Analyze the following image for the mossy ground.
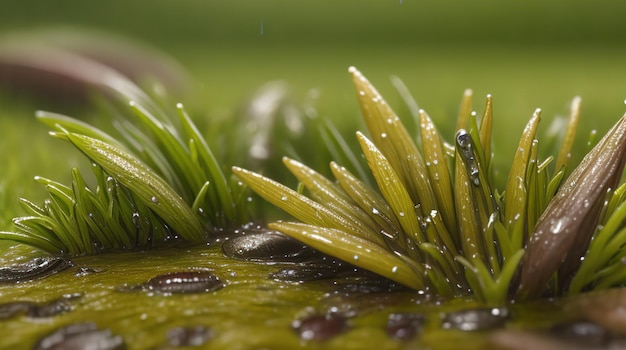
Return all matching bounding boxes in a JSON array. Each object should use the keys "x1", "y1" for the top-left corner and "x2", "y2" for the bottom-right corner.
[{"x1": 0, "y1": 241, "x2": 577, "y2": 350}]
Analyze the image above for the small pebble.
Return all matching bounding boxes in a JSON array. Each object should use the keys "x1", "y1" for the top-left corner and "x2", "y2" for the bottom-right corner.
[
  {"x1": 0, "y1": 256, "x2": 71, "y2": 284},
  {"x1": 292, "y1": 314, "x2": 349, "y2": 341},
  {"x1": 0, "y1": 294, "x2": 80, "y2": 320},
  {"x1": 33, "y1": 322, "x2": 125, "y2": 350},
  {"x1": 549, "y1": 321, "x2": 609, "y2": 348},
  {"x1": 120, "y1": 271, "x2": 225, "y2": 294},
  {"x1": 167, "y1": 325, "x2": 213, "y2": 347},
  {"x1": 441, "y1": 307, "x2": 509, "y2": 331},
  {"x1": 386, "y1": 313, "x2": 425, "y2": 340},
  {"x1": 222, "y1": 225, "x2": 317, "y2": 262}
]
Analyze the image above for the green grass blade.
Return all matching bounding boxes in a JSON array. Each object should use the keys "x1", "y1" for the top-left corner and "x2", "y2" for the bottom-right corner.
[{"x1": 56, "y1": 131, "x2": 207, "y2": 242}]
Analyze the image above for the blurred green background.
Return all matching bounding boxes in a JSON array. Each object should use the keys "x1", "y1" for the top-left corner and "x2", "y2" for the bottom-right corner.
[
  {"x1": 2, "y1": 0, "x2": 626, "y2": 225},
  {"x1": 3, "y1": 0, "x2": 626, "y2": 120}
]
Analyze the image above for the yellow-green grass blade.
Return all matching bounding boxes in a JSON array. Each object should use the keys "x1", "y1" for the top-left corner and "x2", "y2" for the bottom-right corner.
[
  {"x1": 232, "y1": 166, "x2": 386, "y2": 247},
  {"x1": 454, "y1": 141, "x2": 486, "y2": 263},
  {"x1": 555, "y1": 96, "x2": 582, "y2": 173},
  {"x1": 503, "y1": 109, "x2": 541, "y2": 228},
  {"x1": 456, "y1": 89, "x2": 473, "y2": 132},
  {"x1": 479, "y1": 95, "x2": 494, "y2": 170},
  {"x1": 349, "y1": 67, "x2": 437, "y2": 216},
  {"x1": 329, "y1": 161, "x2": 408, "y2": 254},
  {"x1": 357, "y1": 132, "x2": 425, "y2": 246},
  {"x1": 269, "y1": 221, "x2": 425, "y2": 291},
  {"x1": 419, "y1": 110, "x2": 457, "y2": 233},
  {"x1": 283, "y1": 157, "x2": 382, "y2": 241}
]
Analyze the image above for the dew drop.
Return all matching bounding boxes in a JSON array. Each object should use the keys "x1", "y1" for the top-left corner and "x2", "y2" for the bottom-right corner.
[
  {"x1": 456, "y1": 130, "x2": 481, "y2": 186},
  {"x1": 441, "y1": 307, "x2": 509, "y2": 331},
  {"x1": 151, "y1": 196, "x2": 159, "y2": 204},
  {"x1": 551, "y1": 219, "x2": 564, "y2": 234}
]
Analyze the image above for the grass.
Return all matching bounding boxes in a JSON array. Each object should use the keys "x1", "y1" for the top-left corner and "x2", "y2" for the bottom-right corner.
[
  {"x1": 3, "y1": 44, "x2": 626, "y2": 304},
  {"x1": 234, "y1": 66, "x2": 626, "y2": 304}
]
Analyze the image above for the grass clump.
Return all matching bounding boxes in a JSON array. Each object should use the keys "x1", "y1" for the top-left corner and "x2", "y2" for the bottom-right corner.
[
  {"x1": 4, "y1": 64, "x2": 626, "y2": 304},
  {"x1": 0, "y1": 96, "x2": 253, "y2": 255},
  {"x1": 234, "y1": 67, "x2": 626, "y2": 303}
]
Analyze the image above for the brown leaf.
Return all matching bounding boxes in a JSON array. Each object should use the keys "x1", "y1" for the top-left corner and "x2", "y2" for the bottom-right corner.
[{"x1": 517, "y1": 115, "x2": 626, "y2": 299}]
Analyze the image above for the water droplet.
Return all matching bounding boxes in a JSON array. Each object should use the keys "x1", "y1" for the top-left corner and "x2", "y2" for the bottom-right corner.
[
  {"x1": 372, "y1": 208, "x2": 380, "y2": 215},
  {"x1": 441, "y1": 307, "x2": 509, "y2": 331},
  {"x1": 551, "y1": 219, "x2": 564, "y2": 234},
  {"x1": 381, "y1": 133, "x2": 387, "y2": 138},
  {"x1": 456, "y1": 130, "x2": 480, "y2": 186},
  {"x1": 151, "y1": 196, "x2": 159, "y2": 204},
  {"x1": 281, "y1": 196, "x2": 288, "y2": 201},
  {"x1": 419, "y1": 221, "x2": 429, "y2": 232},
  {"x1": 399, "y1": 212, "x2": 405, "y2": 217}
]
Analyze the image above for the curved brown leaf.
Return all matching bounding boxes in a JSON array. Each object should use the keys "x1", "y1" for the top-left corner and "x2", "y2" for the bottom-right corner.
[{"x1": 517, "y1": 115, "x2": 626, "y2": 299}]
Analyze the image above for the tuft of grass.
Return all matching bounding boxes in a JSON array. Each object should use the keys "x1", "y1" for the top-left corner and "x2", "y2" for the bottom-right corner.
[
  {"x1": 234, "y1": 67, "x2": 626, "y2": 303},
  {"x1": 4, "y1": 62, "x2": 626, "y2": 304},
  {"x1": 0, "y1": 94, "x2": 253, "y2": 255}
]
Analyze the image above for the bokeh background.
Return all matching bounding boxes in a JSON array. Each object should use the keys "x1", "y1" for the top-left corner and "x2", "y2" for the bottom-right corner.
[
  {"x1": 3, "y1": 0, "x2": 626, "y2": 125},
  {"x1": 2, "y1": 0, "x2": 626, "y2": 223}
]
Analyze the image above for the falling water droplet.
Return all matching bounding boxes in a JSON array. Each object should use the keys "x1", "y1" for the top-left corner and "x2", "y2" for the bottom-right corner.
[{"x1": 456, "y1": 130, "x2": 481, "y2": 186}]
